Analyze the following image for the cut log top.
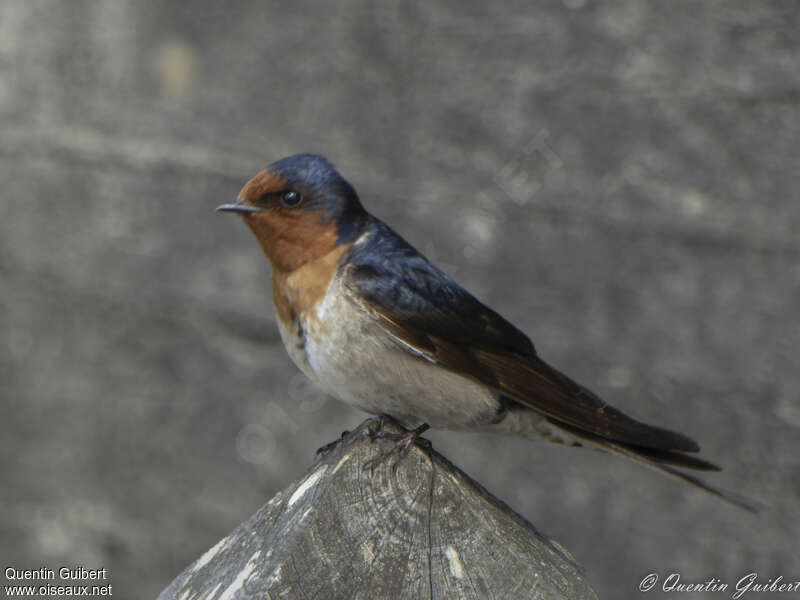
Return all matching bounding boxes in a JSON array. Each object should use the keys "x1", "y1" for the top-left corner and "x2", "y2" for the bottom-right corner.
[{"x1": 159, "y1": 417, "x2": 597, "y2": 600}]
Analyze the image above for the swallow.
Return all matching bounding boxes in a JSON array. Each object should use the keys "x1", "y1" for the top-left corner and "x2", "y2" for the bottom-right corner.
[{"x1": 217, "y1": 153, "x2": 754, "y2": 511}]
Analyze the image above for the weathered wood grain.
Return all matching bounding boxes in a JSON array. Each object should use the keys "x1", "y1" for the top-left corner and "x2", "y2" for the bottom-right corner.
[{"x1": 159, "y1": 417, "x2": 597, "y2": 600}]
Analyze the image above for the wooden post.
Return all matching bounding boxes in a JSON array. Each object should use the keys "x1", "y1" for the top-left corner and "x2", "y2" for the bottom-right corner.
[{"x1": 159, "y1": 417, "x2": 597, "y2": 600}]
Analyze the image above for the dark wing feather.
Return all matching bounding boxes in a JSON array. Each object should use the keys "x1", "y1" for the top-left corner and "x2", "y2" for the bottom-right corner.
[{"x1": 344, "y1": 221, "x2": 699, "y2": 453}]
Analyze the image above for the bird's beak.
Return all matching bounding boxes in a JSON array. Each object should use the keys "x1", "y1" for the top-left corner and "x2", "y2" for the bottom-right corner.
[{"x1": 215, "y1": 200, "x2": 263, "y2": 214}]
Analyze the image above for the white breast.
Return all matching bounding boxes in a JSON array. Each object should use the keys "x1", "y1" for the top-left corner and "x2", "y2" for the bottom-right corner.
[
  {"x1": 274, "y1": 272, "x2": 583, "y2": 448},
  {"x1": 275, "y1": 276, "x2": 503, "y2": 430}
]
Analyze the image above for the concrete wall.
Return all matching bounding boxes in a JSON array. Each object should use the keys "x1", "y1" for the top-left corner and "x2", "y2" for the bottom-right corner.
[{"x1": 1, "y1": 2, "x2": 798, "y2": 598}]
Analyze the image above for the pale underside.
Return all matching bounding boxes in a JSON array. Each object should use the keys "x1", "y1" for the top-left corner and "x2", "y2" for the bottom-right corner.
[{"x1": 275, "y1": 275, "x2": 579, "y2": 446}]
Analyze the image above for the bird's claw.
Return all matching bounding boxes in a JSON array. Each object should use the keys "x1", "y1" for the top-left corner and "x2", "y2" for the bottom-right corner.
[
  {"x1": 315, "y1": 430, "x2": 350, "y2": 456},
  {"x1": 362, "y1": 420, "x2": 431, "y2": 472}
]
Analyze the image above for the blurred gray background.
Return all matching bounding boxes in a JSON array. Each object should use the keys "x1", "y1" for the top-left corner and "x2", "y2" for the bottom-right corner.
[{"x1": 1, "y1": 1, "x2": 798, "y2": 599}]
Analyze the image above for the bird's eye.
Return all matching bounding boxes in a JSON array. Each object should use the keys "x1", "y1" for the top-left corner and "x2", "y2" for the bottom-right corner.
[{"x1": 280, "y1": 191, "x2": 301, "y2": 207}]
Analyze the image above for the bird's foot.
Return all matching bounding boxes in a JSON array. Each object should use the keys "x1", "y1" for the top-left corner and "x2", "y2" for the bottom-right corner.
[
  {"x1": 363, "y1": 418, "x2": 431, "y2": 472},
  {"x1": 315, "y1": 430, "x2": 350, "y2": 456}
]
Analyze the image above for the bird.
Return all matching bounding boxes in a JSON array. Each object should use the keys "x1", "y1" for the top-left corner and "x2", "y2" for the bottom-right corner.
[{"x1": 217, "y1": 153, "x2": 754, "y2": 511}]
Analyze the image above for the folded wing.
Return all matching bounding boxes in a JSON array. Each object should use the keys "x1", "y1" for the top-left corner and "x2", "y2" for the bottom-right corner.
[{"x1": 343, "y1": 227, "x2": 699, "y2": 453}]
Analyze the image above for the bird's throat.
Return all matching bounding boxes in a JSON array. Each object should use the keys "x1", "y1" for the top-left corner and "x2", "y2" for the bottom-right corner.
[
  {"x1": 271, "y1": 244, "x2": 349, "y2": 327},
  {"x1": 242, "y1": 211, "x2": 341, "y2": 272}
]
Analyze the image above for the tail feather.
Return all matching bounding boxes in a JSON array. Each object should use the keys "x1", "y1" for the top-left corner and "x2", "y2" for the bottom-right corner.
[
  {"x1": 551, "y1": 418, "x2": 760, "y2": 512},
  {"x1": 599, "y1": 438, "x2": 758, "y2": 512},
  {"x1": 622, "y1": 444, "x2": 720, "y2": 472}
]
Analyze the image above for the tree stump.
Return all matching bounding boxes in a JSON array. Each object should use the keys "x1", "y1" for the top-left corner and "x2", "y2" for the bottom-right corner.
[{"x1": 158, "y1": 417, "x2": 597, "y2": 600}]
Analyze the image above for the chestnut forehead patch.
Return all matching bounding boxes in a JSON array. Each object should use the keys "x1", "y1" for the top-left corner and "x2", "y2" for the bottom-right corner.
[{"x1": 239, "y1": 168, "x2": 287, "y2": 202}]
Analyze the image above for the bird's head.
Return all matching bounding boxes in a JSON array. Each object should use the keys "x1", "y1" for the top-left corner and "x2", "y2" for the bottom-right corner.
[{"x1": 217, "y1": 154, "x2": 368, "y2": 272}]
